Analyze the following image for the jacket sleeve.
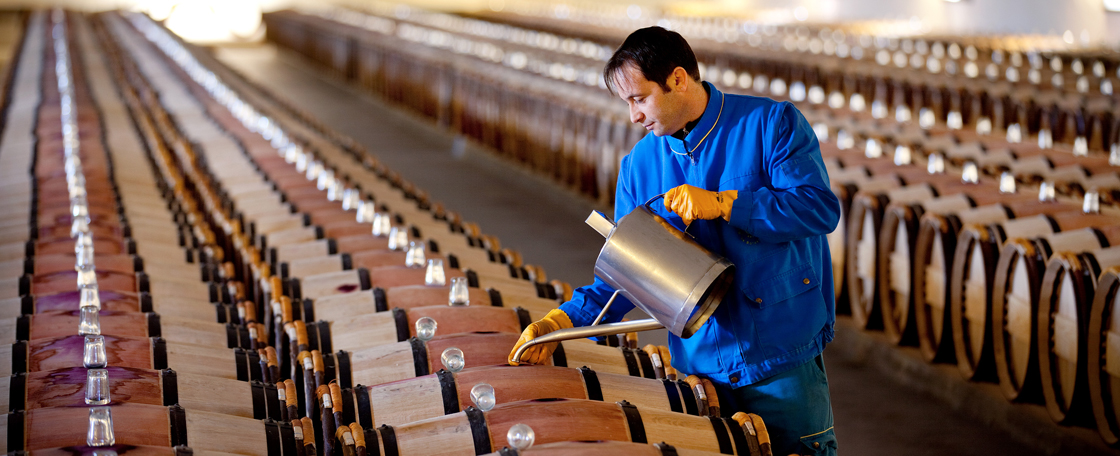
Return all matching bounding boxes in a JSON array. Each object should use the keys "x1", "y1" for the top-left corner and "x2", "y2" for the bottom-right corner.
[
  {"x1": 559, "y1": 154, "x2": 638, "y2": 327},
  {"x1": 726, "y1": 102, "x2": 841, "y2": 244}
]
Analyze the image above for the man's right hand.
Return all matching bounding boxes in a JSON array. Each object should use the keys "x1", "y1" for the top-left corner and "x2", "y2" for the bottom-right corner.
[{"x1": 508, "y1": 309, "x2": 573, "y2": 365}]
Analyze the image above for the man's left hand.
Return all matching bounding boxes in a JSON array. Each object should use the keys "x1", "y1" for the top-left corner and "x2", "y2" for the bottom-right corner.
[{"x1": 664, "y1": 184, "x2": 738, "y2": 226}]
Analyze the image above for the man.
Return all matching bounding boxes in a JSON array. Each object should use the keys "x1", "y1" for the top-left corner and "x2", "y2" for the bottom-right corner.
[{"x1": 510, "y1": 26, "x2": 841, "y2": 456}]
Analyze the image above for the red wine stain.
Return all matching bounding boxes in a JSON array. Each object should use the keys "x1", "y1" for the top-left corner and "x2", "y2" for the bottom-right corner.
[{"x1": 337, "y1": 284, "x2": 358, "y2": 293}]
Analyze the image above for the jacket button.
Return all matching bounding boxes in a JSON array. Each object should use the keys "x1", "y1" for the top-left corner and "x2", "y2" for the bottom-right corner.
[
  {"x1": 813, "y1": 442, "x2": 821, "y2": 449},
  {"x1": 755, "y1": 298, "x2": 762, "y2": 303},
  {"x1": 803, "y1": 278, "x2": 811, "y2": 284},
  {"x1": 730, "y1": 376, "x2": 739, "y2": 382}
]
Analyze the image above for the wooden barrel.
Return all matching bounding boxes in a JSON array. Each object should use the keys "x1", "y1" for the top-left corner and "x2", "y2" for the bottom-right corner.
[
  {"x1": 11, "y1": 446, "x2": 194, "y2": 455},
  {"x1": 876, "y1": 192, "x2": 976, "y2": 344},
  {"x1": 3, "y1": 334, "x2": 261, "y2": 381},
  {"x1": 339, "y1": 332, "x2": 657, "y2": 388},
  {"x1": 289, "y1": 267, "x2": 500, "y2": 302},
  {"x1": 9, "y1": 252, "x2": 136, "y2": 279},
  {"x1": 1088, "y1": 267, "x2": 1120, "y2": 445},
  {"x1": 1, "y1": 366, "x2": 280, "y2": 420},
  {"x1": 8, "y1": 403, "x2": 289, "y2": 454},
  {"x1": 947, "y1": 200, "x2": 1083, "y2": 380},
  {"x1": 990, "y1": 220, "x2": 1120, "y2": 399},
  {"x1": 282, "y1": 250, "x2": 452, "y2": 279},
  {"x1": 16, "y1": 269, "x2": 137, "y2": 297},
  {"x1": 345, "y1": 364, "x2": 703, "y2": 428},
  {"x1": 361, "y1": 398, "x2": 751, "y2": 455},
  {"x1": 0, "y1": 310, "x2": 250, "y2": 350},
  {"x1": 305, "y1": 284, "x2": 561, "y2": 325},
  {"x1": 1037, "y1": 245, "x2": 1120, "y2": 425},
  {"x1": 326, "y1": 304, "x2": 531, "y2": 352},
  {"x1": 827, "y1": 168, "x2": 900, "y2": 305},
  {"x1": 269, "y1": 238, "x2": 338, "y2": 269},
  {"x1": 307, "y1": 285, "x2": 491, "y2": 320},
  {"x1": 481, "y1": 441, "x2": 720, "y2": 456},
  {"x1": 259, "y1": 225, "x2": 324, "y2": 252},
  {"x1": 2, "y1": 289, "x2": 148, "y2": 317}
]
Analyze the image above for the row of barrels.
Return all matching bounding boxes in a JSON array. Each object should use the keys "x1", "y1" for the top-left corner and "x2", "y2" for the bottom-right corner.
[
  {"x1": 466, "y1": 6, "x2": 1120, "y2": 152},
  {"x1": 1, "y1": 10, "x2": 787, "y2": 455},
  {"x1": 813, "y1": 110, "x2": 1120, "y2": 446},
  {"x1": 476, "y1": 5, "x2": 1120, "y2": 104},
  {"x1": 258, "y1": 5, "x2": 1120, "y2": 449},
  {"x1": 477, "y1": 0, "x2": 1120, "y2": 87},
  {"x1": 262, "y1": 7, "x2": 1120, "y2": 214},
  {"x1": 453, "y1": 5, "x2": 1120, "y2": 153}
]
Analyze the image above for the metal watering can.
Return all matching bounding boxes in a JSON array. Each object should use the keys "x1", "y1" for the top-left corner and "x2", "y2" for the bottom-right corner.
[{"x1": 512, "y1": 194, "x2": 735, "y2": 363}]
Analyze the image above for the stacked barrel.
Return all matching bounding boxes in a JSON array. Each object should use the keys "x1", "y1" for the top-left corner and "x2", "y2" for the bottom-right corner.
[
  {"x1": 2, "y1": 9, "x2": 784, "y2": 455},
  {"x1": 260, "y1": 4, "x2": 1120, "y2": 448}
]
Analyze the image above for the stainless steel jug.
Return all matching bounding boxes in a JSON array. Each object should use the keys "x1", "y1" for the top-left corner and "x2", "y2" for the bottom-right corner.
[
  {"x1": 511, "y1": 194, "x2": 735, "y2": 363},
  {"x1": 587, "y1": 194, "x2": 735, "y2": 338}
]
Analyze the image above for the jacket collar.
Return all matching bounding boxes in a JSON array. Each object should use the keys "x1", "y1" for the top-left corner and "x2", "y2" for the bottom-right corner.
[{"x1": 664, "y1": 81, "x2": 725, "y2": 157}]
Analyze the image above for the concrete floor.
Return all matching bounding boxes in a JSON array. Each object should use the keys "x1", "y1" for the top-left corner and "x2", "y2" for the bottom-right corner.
[{"x1": 213, "y1": 43, "x2": 1116, "y2": 455}]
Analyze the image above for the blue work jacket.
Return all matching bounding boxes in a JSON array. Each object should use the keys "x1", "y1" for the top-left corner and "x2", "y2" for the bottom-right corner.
[{"x1": 560, "y1": 82, "x2": 841, "y2": 388}]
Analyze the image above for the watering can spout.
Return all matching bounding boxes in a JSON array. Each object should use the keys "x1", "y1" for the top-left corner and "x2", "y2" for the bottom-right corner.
[{"x1": 586, "y1": 210, "x2": 615, "y2": 238}]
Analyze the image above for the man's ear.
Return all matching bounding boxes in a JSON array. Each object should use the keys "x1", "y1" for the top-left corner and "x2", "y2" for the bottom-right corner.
[{"x1": 671, "y1": 67, "x2": 691, "y2": 92}]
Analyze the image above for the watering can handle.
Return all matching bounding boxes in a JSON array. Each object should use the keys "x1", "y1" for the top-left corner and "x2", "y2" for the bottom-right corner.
[
  {"x1": 644, "y1": 192, "x2": 693, "y2": 234},
  {"x1": 643, "y1": 193, "x2": 666, "y2": 211}
]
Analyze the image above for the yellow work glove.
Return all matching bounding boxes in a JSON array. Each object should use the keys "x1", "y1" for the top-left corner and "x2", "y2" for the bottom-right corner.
[
  {"x1": 508, "y1": 308, "x2": 573, "y2": 366},
  {"x1": 664, "y1": 184, "x2": 738, "y2": 226}
]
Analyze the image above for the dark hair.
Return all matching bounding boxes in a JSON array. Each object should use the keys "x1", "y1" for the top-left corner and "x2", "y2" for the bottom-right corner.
[{"x1": 603, "y1": 26, "x2": 700, "y2": 95}]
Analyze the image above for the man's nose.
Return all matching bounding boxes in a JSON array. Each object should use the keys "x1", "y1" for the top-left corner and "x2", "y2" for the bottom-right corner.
[{"x1": 629, "y1": 105, "x2": 643, "y2": 124}]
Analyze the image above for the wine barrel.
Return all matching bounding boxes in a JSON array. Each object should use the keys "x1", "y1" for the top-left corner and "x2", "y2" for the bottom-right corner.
[
  {"x1": 344, "y1": 364, "x2": 702, "y2": 428},
  {"x1": 1036, "y1": 244, "x2": 1120, "y2": 424},
  {"x1": 268, "y1": 238, "x2": 339, "y2": 270},
  {"x1": 8, "y1": 403, "x2": 291, "y2": 454},
  {"x1": 18, "y1": 253, "x2": 140, "y2": 277},
  {"x1": 281, "y1": 252, "x2": 355, "y2": 279},
  {"x1": 326, "y1": 304, "x2": 531, "y2": 352},
  {"x1": 877, "y1": 192, "x2": 976, "y2": 344},
  {"x1": 282, "y1": 250, "x2": 452, "y2": 279},
  {"x1": 305, "y1": 285, "x2": 562, "y2": 327},
  {"x1": 337, "y1": 332, "x2": 657, "y2": 388},
  {"x1": 289, "y1": 267, "x2": 476, "y2": 302},
  {"x1": 0, "y1": 310, "x2": 255, "y2": 350},
  {"x1": 824, "y1": 165, "x2": 881, "y2": 303},
  {"x1": 360, "y1": 398, "x2": 750, "y2": 455},
  {"x1": 2, "y1": 334, "x2": 263, "y2": 381},
  {"x1": 250, "y1": 213, "x2": 310, "y2": 245},
  {"x1": 991, "y1": 220, "x2": 1120, "y2": 400},
  {"x1": 1, "y1": 290, "x2": 149, "y2": 317},
  {"x1": 481, "y1": 441, "x2": 719, "y2": 456},
  {"x1": 11, "y1": 445, "x2": 195, "y2": 455},
  {"x1": 2, "y1": 366, "x2": 281, "y2": 420},
  {"x1": 947, "y1": 199, "x2": 1084, "y2": 380},
  {"x1": 1088, "y1": 267, "x2": 1120, "y2": 445},
  {"x1": 259, "y1": 225, "x2": 324, "y2": 252},
  {"x1": 306, "y1": 285, "x2": 491, "y2": 320}
]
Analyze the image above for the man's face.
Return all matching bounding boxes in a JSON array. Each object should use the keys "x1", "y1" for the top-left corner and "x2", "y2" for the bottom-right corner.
[{"x1": 613, "y1": 64, "x2": 690, "y2": 136}]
